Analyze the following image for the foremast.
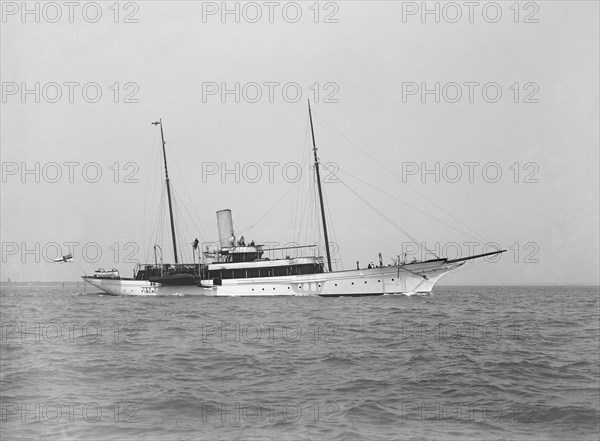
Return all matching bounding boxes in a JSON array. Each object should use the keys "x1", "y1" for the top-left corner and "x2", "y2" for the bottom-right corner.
[
  {"x1": 152, "y1": 119, "x2": 179, "y2": 264},
  {"x1": 308, "y1": 101, "x2": 332, "y2": 272}
]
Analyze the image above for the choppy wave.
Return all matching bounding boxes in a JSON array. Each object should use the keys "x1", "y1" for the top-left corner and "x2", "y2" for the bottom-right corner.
[{"x1": 1, "y1": 286, "x2": 598, "y2": 440}]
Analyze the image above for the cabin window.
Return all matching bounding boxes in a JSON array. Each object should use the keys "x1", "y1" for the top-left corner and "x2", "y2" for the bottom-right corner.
[
  {"x1": 229, "y1": 252, "x2": 260, "y2": 263},
  {"x1": 275, "y1": 267, "x2": 288, "y2": 277},
  {"x1": 207, "y1": 262, "x2": 323, "y2": 280}
]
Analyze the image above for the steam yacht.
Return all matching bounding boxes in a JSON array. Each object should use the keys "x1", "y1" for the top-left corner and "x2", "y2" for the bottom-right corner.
[{"x1": 82, "y1": 103, "x2": 504, "y2": 296}]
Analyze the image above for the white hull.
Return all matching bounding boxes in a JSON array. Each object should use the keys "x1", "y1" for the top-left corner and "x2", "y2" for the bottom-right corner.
[{"x1": 82, "y1": 260, "x2": 464, "y2": 297}]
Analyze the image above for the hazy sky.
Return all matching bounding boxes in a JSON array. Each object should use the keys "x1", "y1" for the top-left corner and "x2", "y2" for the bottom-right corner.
[{"x1": 1, "y1": 1, "x2": 598, "y2": 285}]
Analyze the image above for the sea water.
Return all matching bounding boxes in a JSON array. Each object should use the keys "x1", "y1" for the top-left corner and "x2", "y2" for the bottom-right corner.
[{"x1": 1, "y1": 286, "x2": 598, "y2": 440}]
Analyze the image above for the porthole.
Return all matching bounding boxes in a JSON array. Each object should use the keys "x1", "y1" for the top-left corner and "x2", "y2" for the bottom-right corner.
[{"x1": 364, "y1": 281, "x2": 367, "y2": 284}]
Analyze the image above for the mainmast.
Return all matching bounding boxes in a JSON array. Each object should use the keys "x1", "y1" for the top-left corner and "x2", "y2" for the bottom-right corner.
[
  {"x1": 308, "y1": 101, "x2": 332, "y2": 272},
  {"x1": 152, "y1": 119, "x2": 179, "y2": 264}
]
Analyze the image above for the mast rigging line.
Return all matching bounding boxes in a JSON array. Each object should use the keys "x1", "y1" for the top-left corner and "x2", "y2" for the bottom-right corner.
[
  {"x1": 338, "y1": 167, "x2": 493, "y2": 245},
  {"x1": 336, "y1": 176, "x2": 440, "y2": 259},
  {"x1": 143, "y1": 133, "x2": 165, "y2": 263},
  {"x1": 171, "y1": 185, "x2": 208, "y2": 245},
  {"x1": 145, "y1": 184, "x2": 167, "y2": 263},
  {"x1": 313, "y1": 112, "x2": 492, "y2": 244},
  {"x1": 168, "y1": 143, "x2": 210, "y2": 243},
  {"x1": 292, "y1": 118, "x2": 312, "y2": 240},
  {"x1": 236, "y1": 182, "x2": 298, "y2": 236},
  {"x1": 322, "y1": 182, "x2": 343, "y2": 270},
  {"x1": 171, "y1": 196, "x2": 191, "y2": 263},
  {"x1": 295, "y1": 127, "x2": 318, "y2": 247}
]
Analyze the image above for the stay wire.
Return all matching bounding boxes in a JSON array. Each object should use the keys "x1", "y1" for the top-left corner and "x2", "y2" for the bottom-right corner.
[
  {"x1": 314, "y1": 112, "x2": 492, "y2": 244},
  {"x1": 336, "y1": 176, "x2": 439, "y2": 258},
  {"x1": 338, "y1": 167, "x2": 492, "y2": 245},
  {"x1": 237, "y1": 183, "x2": 298, "y2": 236}
]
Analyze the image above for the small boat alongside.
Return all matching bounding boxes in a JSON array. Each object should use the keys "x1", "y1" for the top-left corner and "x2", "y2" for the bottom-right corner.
[{"x1": 92, "y1": 268, "x2": 120, "y2": 279}]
